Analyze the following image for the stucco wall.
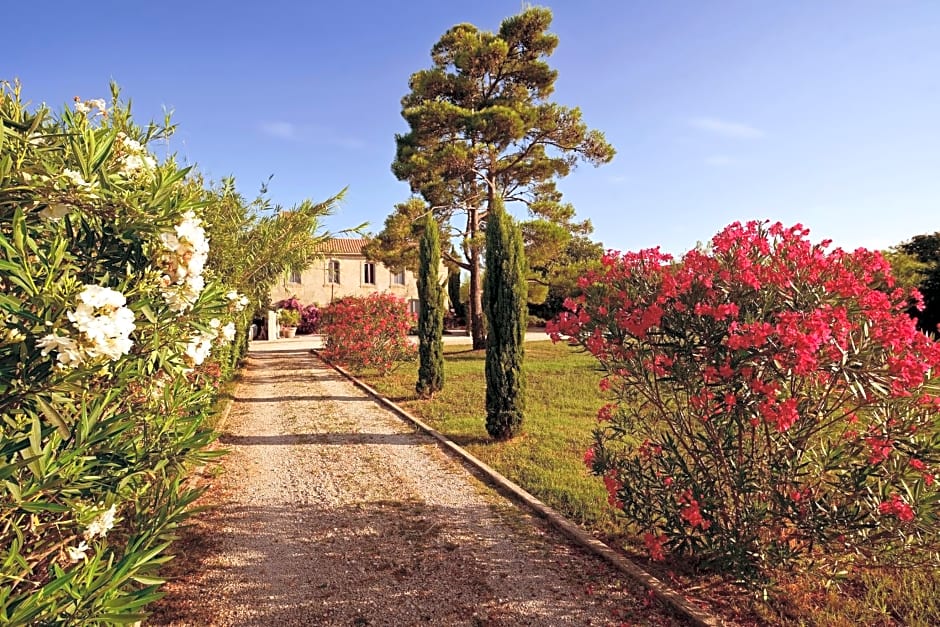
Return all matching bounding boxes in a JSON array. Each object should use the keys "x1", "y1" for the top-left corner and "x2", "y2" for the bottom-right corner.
[{"x1": 269, "y1": 255, "x2": 419, "y2": 307}]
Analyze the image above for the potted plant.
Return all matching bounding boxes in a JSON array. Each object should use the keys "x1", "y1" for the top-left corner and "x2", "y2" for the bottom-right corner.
[{"x1": 277, "y1": 308, "x2": 301, "y2": 338}]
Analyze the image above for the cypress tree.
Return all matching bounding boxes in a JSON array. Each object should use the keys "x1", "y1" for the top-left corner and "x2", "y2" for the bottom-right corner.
[
  {"x1": 483, "y1": 199, "x2": 527, "y2": 439},
  {"x1": 416, "y1": 213, "x2": 445, "y2": 397}
]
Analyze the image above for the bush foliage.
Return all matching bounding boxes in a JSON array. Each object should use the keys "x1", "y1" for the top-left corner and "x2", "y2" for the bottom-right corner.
[
  {"x1": 0, "y1": 82, "x2": 249, "y2": 623},
  {"x1": 275, "y1": 298, "x2": 321, "y2": 334},
  {"x1": 320, "y1": 293, "x2": 416, "y2": 373},
  {"x1": 0, "y1": 81, "x2": 335, "y2": 624},
  {"x1": 550, "y1": 220, "x2": 940, "y2": 581}
]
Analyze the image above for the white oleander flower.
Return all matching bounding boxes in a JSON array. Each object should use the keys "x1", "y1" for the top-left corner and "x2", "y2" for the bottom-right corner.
[
  {"x1": 149, "y1": 376, "x2": 167, "y2": 401},
  {"x1": 222, "y1": 322, "x2": 237, "y2": 342},
  {"x1": 66, "y1": 285, "x2": 135, "y2": 362},
  {"x1": 118, "y1": 152, "x2": 157, "y2": 176},
  {"x1": 76, "y1": 284, "x2": 126, "y2": 309},
  {"x1": 59, "y1": 168, "x2": 98, "y2": 197},
  {"x1": 73, "y1": 97, "x2": 107, "y2": 117},
  {"x1": 226, "y1": 291, "x2": 250, "y2": 312},
  {"x1": 84, "y1": 504, "x2": 117, "y2": 540},
  {"x1": 62, "y1": 168, "x2": 90, "y2": 187},
  {"x1": 178, "y1": 213, "x2": 206, "y2": 250},
  {"x1": 37, "y1": 333, "x2": 84, "y2": 368},
  {"x1": 67, "y1": 541, "x2": 90, "y2": 562},
  {"x1": 160, "y1": 231, "x2": 182, "y2": 255},
  {"x1": 184, "y1": 330, "x2": 216, "y2": 366},
  {"x1": 115, "y1": 133, "x2": 156, "y2": 177},
  {"x1": 158, "y1": 212, "x2": 210, "y2": 312},
  {"x1": 87, "y1": 332, "x2": 134, "y2": 362},
  {"x1": 117, "y1": 133, "x2": 142, "y2": 153},
  {"x1": 113, "y1": 133, "x2": 153, "y2": 176}
]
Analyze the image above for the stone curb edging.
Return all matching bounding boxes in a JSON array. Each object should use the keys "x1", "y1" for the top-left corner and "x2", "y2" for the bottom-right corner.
[{"x1": 313, "y1": 350, "x2": 721, "y2": 627}]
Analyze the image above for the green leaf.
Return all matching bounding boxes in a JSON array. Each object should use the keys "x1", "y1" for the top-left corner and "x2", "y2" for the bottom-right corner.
[
  {"x1": 90, "y1": 130, "x2": 117, "y2": 171},
  {"x1": 35, "y1": 396, "x2": 70, "y2": 439},
  {"x1": 130, "y1": 575, "x2": 165, "y2": 586},
  {"x1": 138, "y1": 303, "x2": 157, "y2": 323},
  {"x1": 17, "y1": 501, "x2": 69, "y2": 513}
]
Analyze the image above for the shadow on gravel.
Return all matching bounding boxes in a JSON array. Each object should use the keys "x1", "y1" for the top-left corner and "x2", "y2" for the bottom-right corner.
[
  {"x1": 232, "y1": 394, "x2": 369, "y2": 403},
  {"x1": 244, "y1": 373, "x2": 323, "y2": 385},
  {"x1": 151, "y1": 500, "x2": 672, "y2": 627},
  {"x1": 243, "y1": 369, "x2": 343, "y2": 384},
  {"x1": 218, "y1": 433, "x2": 420, "y2": 446},
  {"x1": 247, "y1": 348, "x2": 314, "y2": 356}
]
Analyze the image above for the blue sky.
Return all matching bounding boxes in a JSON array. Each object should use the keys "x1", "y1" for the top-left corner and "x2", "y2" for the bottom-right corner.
[{"x1": 6, "y1": 1, "x2": 939, "y2": 255}]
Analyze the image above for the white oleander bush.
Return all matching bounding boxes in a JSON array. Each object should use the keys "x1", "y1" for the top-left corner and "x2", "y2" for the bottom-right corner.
[{"x1": 0, "y1": 81, "x2": 249, "y2": 624}]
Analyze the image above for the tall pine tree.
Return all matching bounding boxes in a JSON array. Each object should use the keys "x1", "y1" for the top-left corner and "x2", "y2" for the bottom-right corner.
[
  {"x1": 373, "y1": 7, "x2": 614, "y2": 350},
  {"x1": 484, "y1": 199, "x2": 527, "y2": 439},
  {"x1": 416, "y1": 213, "x2": 445, "y2": 397}
]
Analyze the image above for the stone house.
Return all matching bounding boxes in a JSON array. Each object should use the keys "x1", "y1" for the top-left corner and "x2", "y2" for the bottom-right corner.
[{"x1": 269, "y1": 238, "x2": 421, "y2": 314}]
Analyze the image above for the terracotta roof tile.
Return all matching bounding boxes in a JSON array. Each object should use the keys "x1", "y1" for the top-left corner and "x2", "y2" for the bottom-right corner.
[{"x1": 316, "y1": 238, "x2": 368, "y2": 255}]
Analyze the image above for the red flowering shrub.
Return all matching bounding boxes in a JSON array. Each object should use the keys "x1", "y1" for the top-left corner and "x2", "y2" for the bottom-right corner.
[
  {"x1": 320, "y1": 293, "x2": 416, "y2": 373},
  {"x1": 549, "y1": 220, "x2": 940, "y2": 581}
]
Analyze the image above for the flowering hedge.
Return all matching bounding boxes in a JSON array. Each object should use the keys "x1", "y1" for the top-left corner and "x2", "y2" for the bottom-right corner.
[
  {"x1": 320, "y1": 293, "x2": 416, "y2": 372},
  {"x1": 549, "y1": 221, "x2": 940, "y2": 581},
  {"x1": 0, "y1": 83, "x2": 250, "y2": 623}
]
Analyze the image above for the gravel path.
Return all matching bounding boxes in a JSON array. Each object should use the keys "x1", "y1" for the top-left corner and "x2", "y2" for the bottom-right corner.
[{"x1": 150, "y1": 346, "x2": 681, "y2": 626}]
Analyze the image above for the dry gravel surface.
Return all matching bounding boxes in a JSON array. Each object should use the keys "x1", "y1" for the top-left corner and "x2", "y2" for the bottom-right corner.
[{"x1": 149, "y1": 344, "x2": 683, "y2": 626}]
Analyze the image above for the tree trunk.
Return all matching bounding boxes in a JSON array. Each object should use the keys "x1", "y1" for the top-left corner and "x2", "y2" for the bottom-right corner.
[{"x1": 468, "y1": 207, "x2": 486, "y2": 350}]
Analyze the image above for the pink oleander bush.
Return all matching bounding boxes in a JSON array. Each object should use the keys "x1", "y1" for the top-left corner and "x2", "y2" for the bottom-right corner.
[
  {"x1": 274, "y1": 298, "x2": 320, "y2": 334},
  {"x1": 549, "y1": 220, "x2": 940, "y2": 581},
  {"x1": 299, "y1": 304, "x2": 320, "y2": 334},
  {"x1": 274, "y1": 296, "x2": 302, "y2": 313},
  {"x1": 320, "y1": 293, "x2": 416, "y2": 372}
]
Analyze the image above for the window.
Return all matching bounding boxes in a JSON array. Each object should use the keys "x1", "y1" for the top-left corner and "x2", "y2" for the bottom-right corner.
[
  {"x1": 363, "y1": 262, "x2": 376, "y2": 285},
  {"x1": 409, "y1": 299, "x2": 420, "y2": 316},
  {"x1": 392, "y1": 269, "x2": 406, "y2": 285},
  {"x1": 326, "y1": 260, "x2": 340, "y2": 284},
  {"x1": 289, "y1": 268, "x2": 302, "y2": 284}
]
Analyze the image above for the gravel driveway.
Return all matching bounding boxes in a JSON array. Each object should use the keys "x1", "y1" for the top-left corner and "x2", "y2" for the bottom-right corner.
[{"x1": 149, "y1": 345, "x2": 680, "y2": 626}]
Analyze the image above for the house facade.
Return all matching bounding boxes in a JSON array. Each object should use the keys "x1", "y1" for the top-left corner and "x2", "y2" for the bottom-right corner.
[{"x1": 269, "y1": 238, "x2": 420, "y2": 312}]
